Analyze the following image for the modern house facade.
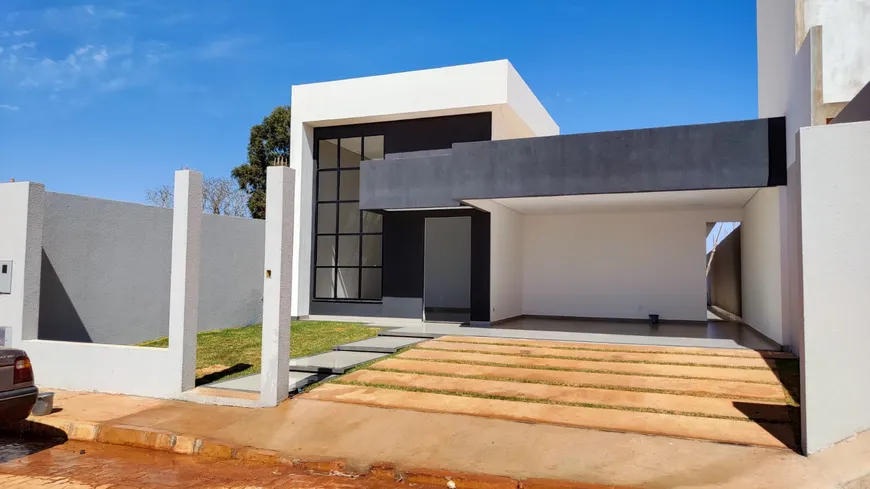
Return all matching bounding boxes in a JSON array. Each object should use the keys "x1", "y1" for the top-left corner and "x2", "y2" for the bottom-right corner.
[
  {"x1": 286, "y1": 0, "x2": 870, "y2": 455},
  {"x1": 288, "y1": 61, "x2": 787, "y2": 331},
  {"x1": 0, "y1": 0, "x2": 868, "y2": 458}
]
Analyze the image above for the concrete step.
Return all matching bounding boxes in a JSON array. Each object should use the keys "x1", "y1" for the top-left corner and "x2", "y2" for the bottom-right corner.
[
  {"x1": 289, "y1": 351, "x2": 387, "y2": 375},
  {"x1": 334, "y1": 336, "x2": 424, "y2": 354},
  {"x1": 378, "y1": 329, "x2": 441, "y2": 339},
  {"x1": 206, "y1": 371, "x2": 334, "y2": 394}
]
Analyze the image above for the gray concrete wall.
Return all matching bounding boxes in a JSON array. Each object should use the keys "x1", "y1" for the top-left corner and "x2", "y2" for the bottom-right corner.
[
  {"x1": 708, "y1": 228, "x2": 742, "y2": 316},
  {"x1": 833, "y1": 80, "x2": 870, "y2": 124},
  {"x1": 361, "y1": 118, "x2": 787, "y2": 210},
  {"x1": 38, "y1": 192, "x2": 264, "y2": 345}
]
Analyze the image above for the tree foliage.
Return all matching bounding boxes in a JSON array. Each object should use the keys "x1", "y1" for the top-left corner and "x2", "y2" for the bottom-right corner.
[
  {"x1": 144, "y1": 176, "x2": 249, "y2": 217},
  {"x1": 231, "y1": 105, "x2": 291, "y2": 218}
]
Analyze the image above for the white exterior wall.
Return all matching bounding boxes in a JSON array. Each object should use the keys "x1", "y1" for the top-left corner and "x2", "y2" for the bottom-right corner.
[
  {"x1": 289, "y1": 60, "x2": 557, "y2": 316},
  {"x1": 21, "y1": 340, "x2": 177, "y2": 398},
  {"x1": 798, "y1": 121, "x2": 870, "y2": 453},
  {"x1": 741, "y1": 188, "x2": 786, "y2": 345},
  {"x1": 757, "y1": 0, "x2": 796, "y2": 118},
  {"x1": 0, "y1": 182, "x2": 43, "y2": 343},
  {"x1": 801, "y1": 0, "x2": 870, "y2": 103},
  {"x1": 0, "y1": 178, "x2": 202, "y2": 399},
  {"x1": 522, "y1": 209, "x2": 742, "y2": 322},
  {"x1": 471, "y1": 201, "x2": 524, "y2": 323}
]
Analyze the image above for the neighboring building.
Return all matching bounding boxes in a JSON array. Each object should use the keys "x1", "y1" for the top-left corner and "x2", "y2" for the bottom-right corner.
[{"x1": 287, "y1": 0, "x2": 870, "y2": 455}]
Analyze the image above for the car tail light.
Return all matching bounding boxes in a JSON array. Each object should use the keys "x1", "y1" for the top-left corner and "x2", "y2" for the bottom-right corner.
[{"x1": 13, "y1": 356, "x2": 33, "y2": 384}]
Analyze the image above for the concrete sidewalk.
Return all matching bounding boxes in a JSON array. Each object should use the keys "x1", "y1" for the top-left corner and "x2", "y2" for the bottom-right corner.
[{"x1": 3, "y1": 389, "x2": 870, "y2": 489}]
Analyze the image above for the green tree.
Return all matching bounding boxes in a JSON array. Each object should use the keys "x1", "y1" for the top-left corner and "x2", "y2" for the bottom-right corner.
[{"x1": 232, "y1": 105, "x2": 291, "y2": 218}]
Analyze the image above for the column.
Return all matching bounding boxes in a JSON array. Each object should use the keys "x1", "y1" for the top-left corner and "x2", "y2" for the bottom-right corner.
[
  {"x1": 260, "y1": 166, "x2": 295, "y2": 406},
  {"x1": 168, "y1": 170, "x2": 202, "y2": 394}
]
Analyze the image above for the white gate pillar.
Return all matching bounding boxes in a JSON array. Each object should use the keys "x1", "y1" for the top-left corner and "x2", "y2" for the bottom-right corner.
[
  {"x1": 260, "y1": 166, "x2": 295, "y2": 406},
  {"x1": 168, "y1": 170, "x2": 202, "y2": 394}
]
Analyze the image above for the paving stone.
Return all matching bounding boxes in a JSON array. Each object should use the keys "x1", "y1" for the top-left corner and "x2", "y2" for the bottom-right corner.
[
  {"x1": 374, "y1": 358, "x2": 787, "y2": 400},
  {"x1": 289, "y1": 351, "x2": 387, "y2": 374},
  {"x1": 301, "y1": 383, "x2": 797, "y2": 450},
  {"x1": 438, "y1": 335, "x2": 796, "y2": 359},
  {"x1": 422, "y1": 339, "x2": 777, "y2": 368},
  {"x1": 334, "y1": 336, "x2": 423, "y2": 353},
  {"x1": 341, "y1": 370, "x2": 790, "y2": 422},
  {"x1": 400, "y1": 349, "x2": 782, "y2": 384}
]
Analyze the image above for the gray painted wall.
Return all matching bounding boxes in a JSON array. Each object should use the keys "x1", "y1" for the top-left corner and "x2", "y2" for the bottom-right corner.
[
  {"x1": 832, "y1": 79, "x2": 870, "y2": 124},
  {"x1": 360, "y1": 117, "x2": 787, "y2": 210},
  {"x1": 424, "y1": 217, "x2": 471, "y2": 309},
  {"x1": 708, "y1": 228, "x2": 742, "y2": 316},
  {"x1": 38, "y1": 192, "x2": 265, "y2": 345}
]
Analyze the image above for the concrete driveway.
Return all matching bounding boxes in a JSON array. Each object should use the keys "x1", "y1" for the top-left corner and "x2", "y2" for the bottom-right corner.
[{"x1": 302, "y1": 335, "x2": 799, "y2": 450}]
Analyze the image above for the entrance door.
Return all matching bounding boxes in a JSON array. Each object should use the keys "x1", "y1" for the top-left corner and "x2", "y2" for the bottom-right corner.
[{"x1": 423, "y1": 216, "x2": 471, "y2": 323}]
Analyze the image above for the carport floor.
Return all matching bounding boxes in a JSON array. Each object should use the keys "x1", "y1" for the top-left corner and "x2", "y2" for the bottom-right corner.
[
  {"x1": 301, "y1": 336, "x2": 800, "y2": 450},
  {"x1": 380, "y1": 317, "x2": 781, "y2": 351}
]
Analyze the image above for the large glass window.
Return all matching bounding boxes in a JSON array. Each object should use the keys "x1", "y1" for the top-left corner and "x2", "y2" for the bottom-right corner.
[{"x1": 314, "y1": 135, "x2": 384, "y2": 300}]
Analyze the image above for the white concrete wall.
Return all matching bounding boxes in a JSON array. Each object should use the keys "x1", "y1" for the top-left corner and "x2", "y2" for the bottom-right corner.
[
  {"x1": 424, "y1": 217, "x2": 471, "y2": 310},
  {"x1": 0, "y1": 180, "x2": 187, "y2": 398},
  {"x1": 522, "y1": 209, "x2": 741, "y2": 322},
  {"x1": 787, "y1": 29, "x2": 814, "y2": 167},
  {"x1": 801, "y1": 0, "x2": 870, "y2": 104},
  {"x1": 798, "y1": 121, "x2": 870, "y2": 453},
  {"x1": 741, "y1": 188, "x2": 786, "y2": 345},
  {"x1": 21, "y1": 340, "x2": 177, "y2": 398},
  {"x1": 0, "y1": 182, "x2": 43, "y2": 343},
  {"x1": 289, "y1": 60, "x2": 556, "y2": 316},
  {"x1": 757, "y1": 0, "x2": 796, "y2": 118},
  {"x1": 470, "y1": 200, "x2": 524, "y2": 322},
  {"x1": 504, "y1": 63, "x2": 560, "y2": 138}
]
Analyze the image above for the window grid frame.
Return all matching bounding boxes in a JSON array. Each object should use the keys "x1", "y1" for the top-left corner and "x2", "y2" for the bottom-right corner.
[{"x1": 313, "y1": 136, "x2": 384, "y2": 301}]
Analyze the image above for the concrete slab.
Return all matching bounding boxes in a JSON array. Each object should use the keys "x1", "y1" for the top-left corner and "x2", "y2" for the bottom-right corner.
[
  {"x1": 437, "y1": 336, "x2": 796, "y2": 359},
  {"x1": 340, "y1": 370, "x2": 789, "y2": 422},
  {"x1": 400, "y1": 349, "x2": 782, "y2": 384},
  {"x1": 373, "y1": 358, "x2": 788, "y2": 400},
  {"x1": 288, "y1": 351, "x2": 386, "y2": 374},
  {"x1": 382, "y1": 324, "x2": 778, "y2": 350},
  {"x1": 335, "y1": 336, "x2": 424, "y2": 353},
  {"x1": 208, "y1": 372, "x2": 334, "y2": 393},
  {"x1": 421, "y1": 339, "x2": 777, "y2": 368},
  {"x1": 300, "y1": 383, "x2": 796, "y2": 450}
]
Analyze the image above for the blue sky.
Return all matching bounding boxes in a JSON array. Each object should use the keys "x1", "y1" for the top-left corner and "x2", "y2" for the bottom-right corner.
[{"x1": 0, "y1": 0, "x2": 759, "y2": 203}]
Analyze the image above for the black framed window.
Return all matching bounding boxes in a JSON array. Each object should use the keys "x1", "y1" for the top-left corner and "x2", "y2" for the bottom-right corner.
[{"x1": 314, "y1": 135, "x2": 385, "y2": 300}]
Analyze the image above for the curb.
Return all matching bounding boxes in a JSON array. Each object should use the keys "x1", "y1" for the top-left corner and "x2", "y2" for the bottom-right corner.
[{"x1": 0, "y1": 417, "x2": 633, "y2": 489}]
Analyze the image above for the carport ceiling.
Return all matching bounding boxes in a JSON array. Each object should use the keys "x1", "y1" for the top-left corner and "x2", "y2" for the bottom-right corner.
[{"x1": 483, "y1": 188, "x2": 759, "y2": 215}]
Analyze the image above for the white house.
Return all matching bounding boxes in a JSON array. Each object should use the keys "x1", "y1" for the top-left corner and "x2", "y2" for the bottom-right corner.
[{"x1": 285, "y1": 1, "x2": 870, "y2": 454}]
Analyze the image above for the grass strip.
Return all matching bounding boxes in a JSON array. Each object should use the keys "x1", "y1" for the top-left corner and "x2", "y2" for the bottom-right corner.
[
  {"x1": 436, "y1": 338, "x2": 792, "y2": 359},
  {"x1": 393, "y1": 354, "x2": 784, "y2": 386},
  {"x1": 330, "y1": 379, "x2": 793, "y2": 424},
  {"x1": 367, "y1": 365, "x2": 792, "y2": 405},
  {"x1": 138, "y1": 320, "x2": 381, "y2": 384},
  {"x1": 413, "y1": 346, "x2": 777, "y2": 371}
]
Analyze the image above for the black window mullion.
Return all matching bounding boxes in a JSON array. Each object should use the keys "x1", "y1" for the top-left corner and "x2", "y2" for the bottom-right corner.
[
  {"x1": 313, "y1": 135, "x2": 384, "y2": 302},
  {"x1": 358, "y1": 137, "x2": 364, "y2": 299},
  {"x1": 334, "y1": 138, "x2": 341, "y2": 299}
]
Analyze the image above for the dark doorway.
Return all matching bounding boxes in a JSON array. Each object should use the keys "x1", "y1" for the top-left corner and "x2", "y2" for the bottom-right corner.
[{"x1": 424, "y1": 216, "x2": 471, "y2": 323}]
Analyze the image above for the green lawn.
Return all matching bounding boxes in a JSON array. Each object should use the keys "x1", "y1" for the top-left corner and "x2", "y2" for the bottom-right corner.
[{"x1": 138, "y1": 320, "x2": 381, "y2": 384}]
